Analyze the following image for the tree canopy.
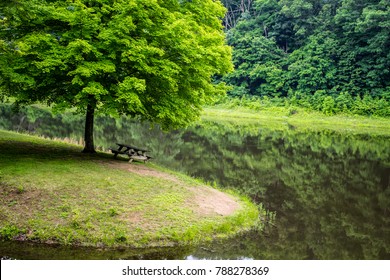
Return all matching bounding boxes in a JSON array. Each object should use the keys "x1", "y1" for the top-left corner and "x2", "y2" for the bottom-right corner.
[
  {"x1": 0, "y1": 0, "x2": 233, "y2": 152},
  {"x1": 220, "y1": 0, "x2": 390, "y2": 116}
]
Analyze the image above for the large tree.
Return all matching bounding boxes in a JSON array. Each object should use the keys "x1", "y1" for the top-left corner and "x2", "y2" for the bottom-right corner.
[{"x1": 0, "y1": 0, "x2": 233, "y2": 152}]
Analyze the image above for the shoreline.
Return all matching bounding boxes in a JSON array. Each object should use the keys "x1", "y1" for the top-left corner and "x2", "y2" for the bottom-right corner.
[
  {"x1": 202, "y1": 107, "x2": 390, "y2": 135},
  {"x1": 0, "y1": 130, "x2": 260, "y2": 248}
]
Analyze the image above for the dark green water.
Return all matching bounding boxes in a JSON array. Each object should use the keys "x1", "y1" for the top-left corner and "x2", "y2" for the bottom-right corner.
[{"x1": 1, "y1": 105, "x2": 389, "y2": 259}]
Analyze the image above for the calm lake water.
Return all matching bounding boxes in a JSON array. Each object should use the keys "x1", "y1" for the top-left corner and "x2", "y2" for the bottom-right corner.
[{"x1": 1, "y1": 105, "x2": 389, "y2": 259}]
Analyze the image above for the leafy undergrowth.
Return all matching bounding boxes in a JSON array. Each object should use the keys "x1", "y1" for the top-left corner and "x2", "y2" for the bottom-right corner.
[{"x1": 0, "y1": 130, "x2": 259, "y2": 248}]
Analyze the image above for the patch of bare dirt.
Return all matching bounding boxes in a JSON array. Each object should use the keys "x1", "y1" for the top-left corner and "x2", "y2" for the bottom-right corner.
[
  {"x1": 104, "y1": 161, "x2": 180, "y2": 183},
  {"x1": 121, "y1": 211, "x2": 144, "y2": 225},
  {"x1": 104, "y1": 161, "x2": 241, "y2": 217},
  {"x1": 0, "y1": 183, "x2": 54, "y2": 221},
  {"x1": 187, "y1": 186, "x2": 240, "y2": 217}
]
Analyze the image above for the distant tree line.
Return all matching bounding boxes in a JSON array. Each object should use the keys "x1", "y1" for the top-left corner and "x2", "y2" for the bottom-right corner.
[{"x1": 220, "y1": 0, "x2": 390, "y2": 116}]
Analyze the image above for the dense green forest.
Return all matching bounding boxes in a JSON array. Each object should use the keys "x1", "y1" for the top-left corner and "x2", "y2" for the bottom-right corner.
[{"x1": 220, "y1": 0, "x2": 390, "y2": 116}]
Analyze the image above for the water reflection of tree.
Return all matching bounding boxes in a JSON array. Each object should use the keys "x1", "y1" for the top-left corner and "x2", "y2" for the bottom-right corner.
[
  {"x1": 0, "y1": 240, "x2": 192, "y2": 260},
  {"x1": 181, "y1": 121, "x2": 390, "y2": 259},
  {"x1": 94, "y1": 116, "x2": 184, "y2": 166},
  {"x1": 1, "y1": 105, "x2": 389, "y2": 259},
  {"x1": 0, "y1": 105, "x2": 84, "y2": 139},
  {"x1": 0, "y1": 105, "x2": 184, "y2": 164}
]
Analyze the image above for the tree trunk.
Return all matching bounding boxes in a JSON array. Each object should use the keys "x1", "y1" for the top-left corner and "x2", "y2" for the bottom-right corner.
[{"x1": 82, "y1": 100, "x2": 96, "y2": 153}]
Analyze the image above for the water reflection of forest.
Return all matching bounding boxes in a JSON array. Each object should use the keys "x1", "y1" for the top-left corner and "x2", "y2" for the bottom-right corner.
[{"x1": 1, "y1": 104, "x2": 389, "y2": 259}]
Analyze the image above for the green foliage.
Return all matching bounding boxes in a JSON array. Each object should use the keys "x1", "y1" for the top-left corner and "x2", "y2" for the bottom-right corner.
[
  {"x1": 224, "y1": 19, "x2": 287, "y2": 97},
  {"x1": 0, "y1": 0, "x2": 233, "y2": 152},
  {"x1": 220, "y1": 0, "x2": 390, "y2": 116},
  {"x1": 211, "y1": 92, "x2": 390, "y2": 117},
  {"x1": 108, "y1": 208, "x2": 119, "y2": 217},
  {"x1": 0, "y1": 225, "x2": 22, "y2": 241},
  {"x1": 321, "y1": 96, "x2": 336, "y2": 116}
]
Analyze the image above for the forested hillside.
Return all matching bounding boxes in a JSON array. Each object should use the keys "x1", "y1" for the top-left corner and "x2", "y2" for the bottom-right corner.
[{"x1": 220, "y1": 0, "x2": 390, "y2": 116}]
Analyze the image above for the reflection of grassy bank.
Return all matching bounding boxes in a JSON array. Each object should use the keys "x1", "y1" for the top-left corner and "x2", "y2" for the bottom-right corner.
[
  {"x1": 203, "y1": 106, "x2": 390, "y2": 135},
  {"x1": 0, "y1": 130, "x2": 259, "y2": 248},
  {"x1": 196, "y1": 110, "x2": 390, "y2": 259}
]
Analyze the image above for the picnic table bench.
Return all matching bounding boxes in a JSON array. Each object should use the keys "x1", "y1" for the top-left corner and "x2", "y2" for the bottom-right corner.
[{"x1": 110, "y1": 143, "x2": 152, "y2": 163}]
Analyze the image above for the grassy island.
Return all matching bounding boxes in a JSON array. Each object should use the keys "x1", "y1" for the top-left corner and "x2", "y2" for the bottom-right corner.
[{"x1": 0, "y1": 130, "x2": 259, "y2": 248}]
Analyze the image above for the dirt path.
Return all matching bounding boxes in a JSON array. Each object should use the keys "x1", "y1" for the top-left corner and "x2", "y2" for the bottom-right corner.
[{"x1": 105, "y1": 161, "x2": 241, "y2": 217}]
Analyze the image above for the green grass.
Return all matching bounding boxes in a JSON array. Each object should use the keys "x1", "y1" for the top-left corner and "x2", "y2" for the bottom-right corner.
[
  {"x1": 0, "y1": 130, "x2": 259, "y2": 248},
  {"x1": 203, "y1": 106, "x2": 390, "y2": 135}
]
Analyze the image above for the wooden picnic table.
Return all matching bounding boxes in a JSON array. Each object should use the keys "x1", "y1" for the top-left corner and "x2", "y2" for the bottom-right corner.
[{"x1": 110, "y1": 143, "x2": 152, "y2": 163}]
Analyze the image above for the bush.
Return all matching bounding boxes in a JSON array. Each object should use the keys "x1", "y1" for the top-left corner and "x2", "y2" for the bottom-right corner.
[
  {"x1": 374, "y1": 98, "x2": 390, "y2": 117},
  {"x1": 335, "y1": 92, "x2": 354, "y2": 113},
  {"x1": 322, "y1": 96, "x2": 337, "y2": 115},
  {"x1": 310, "y1": 91, "x2": 327, "y2": 111}
]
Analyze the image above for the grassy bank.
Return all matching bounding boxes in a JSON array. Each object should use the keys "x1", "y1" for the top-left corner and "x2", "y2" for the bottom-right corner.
[
  {"x1": 0, "y1": 130, "x2": 259, "y2": 248},
  {"x1": 203, "y1": 105, "x2": 390, "y2": 135}
]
